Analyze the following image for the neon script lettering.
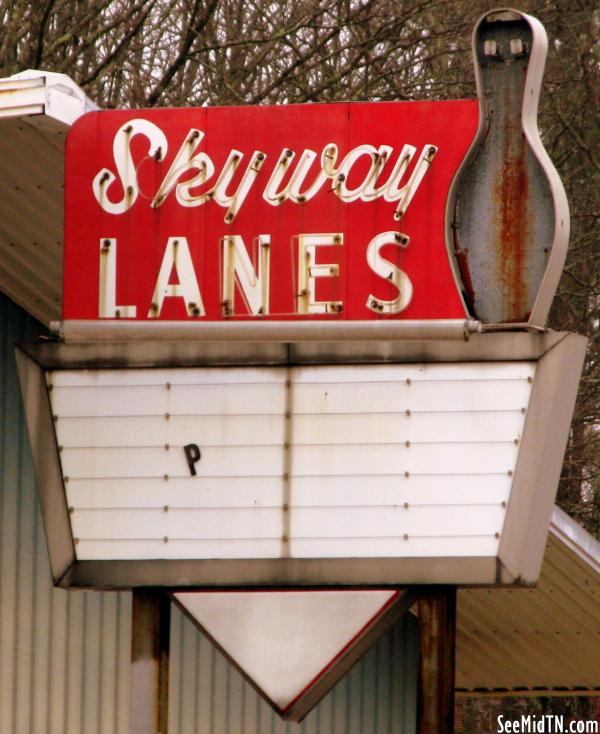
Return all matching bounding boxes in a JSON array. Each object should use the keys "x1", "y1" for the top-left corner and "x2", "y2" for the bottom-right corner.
[{"x1": 92, "y1": 120, "x2": 438, "y2": 223}]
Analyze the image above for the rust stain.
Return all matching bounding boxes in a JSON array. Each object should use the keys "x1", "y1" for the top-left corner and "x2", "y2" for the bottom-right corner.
[
  {"x1": 453, "y1": 213, "x2": 476, "y2": 314},
  {"x1": 493, "y1": 81, "x2": 531, "y2": 322}
]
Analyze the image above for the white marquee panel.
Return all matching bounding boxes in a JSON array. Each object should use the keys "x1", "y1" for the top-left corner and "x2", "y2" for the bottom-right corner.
[
  {"x1": 55, "y1": 414, "x2": 286, "y2": 447},
  {"x1": 289, "y1": 505, "x2": 505, "y2": 538},
  {"x1": 50, "y1": 366, "x2": 283, "y2": 386},
  {"x1": 289, "y1": 474, "x2": 512, "y2": 506},
  {"x1": 290, "y1": 442, "x2": 517, "y2": 476},
  {"x1": 51, "y1": 382, "x2": 287, "y2": 417},
  {"x1": 54, "y1": 411, "x2": 526, "y2": 448},
  {"x1": 62, "y1": 474, "x2": 513, "y2": 510},
  {"x1": 291, "y1": 411, "x2": 525, "y2": 444},
  {"x1": 48, "y1": 362, "x2": 534, "y2": 562},
  {"x1": 64, "y1": 476, "x2": 285, "y2": 509},
  {"x1": 288, "y1": 506, "x2": 505, "y2": 559},
  {"x1": 61, "y1": 445, "x2": 285, "y2": 479},
  {"x1": 65, "y1": 531, "x2": 503, "y2": 562},
  {"x1": 291, "y1": 380, "x2": 530, "y2": 414},
  {"x1": 75, "y1": 538, "x2": 284, "y2": 561},
  {"x1": 289, "y1": 535, "x2": 501, "y2": 559},
  {"x1": 70, "y1": 507, "x2": 283, "y2": 540},
  {"x1": 69, "y1": 505, "x2": 503, "y2": 549}
]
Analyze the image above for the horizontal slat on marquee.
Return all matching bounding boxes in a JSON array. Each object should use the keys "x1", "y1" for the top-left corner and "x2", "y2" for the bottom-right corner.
[{"x1": 64, "y1": 474, "x2": 512, "y2": 509}]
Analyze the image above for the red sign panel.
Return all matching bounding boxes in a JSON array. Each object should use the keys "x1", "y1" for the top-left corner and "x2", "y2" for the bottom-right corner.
[{"x1": 64, "y1": 101, "x2": 477, "y2": 321}]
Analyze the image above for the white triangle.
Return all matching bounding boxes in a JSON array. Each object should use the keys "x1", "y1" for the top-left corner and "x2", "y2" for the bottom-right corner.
[{"x1": 175, "y1": 590, "x2": 402, "y2": 716}]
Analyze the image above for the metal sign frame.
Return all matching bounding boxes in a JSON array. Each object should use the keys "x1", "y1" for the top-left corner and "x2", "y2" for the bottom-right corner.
[{"x1": 16, "y1": 329, "x2": 585, "y2": 590}]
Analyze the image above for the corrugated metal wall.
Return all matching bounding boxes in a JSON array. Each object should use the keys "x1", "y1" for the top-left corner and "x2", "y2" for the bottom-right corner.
[
  {"x1": 0, "y1": 291, "x2": 417, "y2": 734},
  {"x1": 0, "y1": 292, "x2": 132, "y2": 734}
]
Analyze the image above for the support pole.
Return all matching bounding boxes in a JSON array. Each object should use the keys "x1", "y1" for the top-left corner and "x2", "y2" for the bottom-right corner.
[
  {"x1": 130, "y1": 590, "x2": 171, "y2": 734},
  {"x1": 417, "y1": 586, "x2": 457, "y2": 734}
]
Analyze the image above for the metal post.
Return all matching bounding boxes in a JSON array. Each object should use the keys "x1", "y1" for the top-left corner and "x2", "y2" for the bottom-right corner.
[
  {"x1": 417, "y1": 586, "x2": 456, "y2": 734},
  {"x1": 130, "y1": 590, "x2": 171, "y2": 734}
]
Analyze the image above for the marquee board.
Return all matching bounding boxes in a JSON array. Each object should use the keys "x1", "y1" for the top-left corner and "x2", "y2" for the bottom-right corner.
[{"x1": 16, "y1": 331, "x2": 585, "y2": 588}]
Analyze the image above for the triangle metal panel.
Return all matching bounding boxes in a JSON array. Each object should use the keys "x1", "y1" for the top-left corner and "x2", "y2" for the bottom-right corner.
[{"x1": 174, "y1": 589, "x2": 415, "y2": 721}]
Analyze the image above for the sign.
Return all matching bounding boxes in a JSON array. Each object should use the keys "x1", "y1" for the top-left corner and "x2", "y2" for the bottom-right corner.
[
  {"x1": 64, "y1": 102, "x2": 478, "y2": 322},
  {"x1": 18, "y1": 10, "x2": 583, "y2": 598}
]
